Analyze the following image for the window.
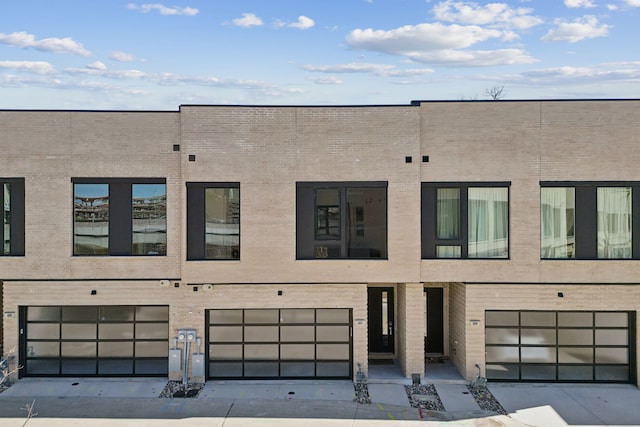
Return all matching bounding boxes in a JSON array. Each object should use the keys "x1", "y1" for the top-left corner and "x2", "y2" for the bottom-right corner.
[
  {"x1": 541, "y1": 182, "x2": 639, "y2": 259},
  {"x1": 297, "y1": 182, "x2": 387, "y2": 259},
  {"x1": 186, "y1": 182, "x2": 240, "y2": 260},
  {"x1": 73, "y1": 179, "x2": 166, "y2": 256},
  {"x1": 422, "y1": 183, "x2": 510, "y2": 259},
  {"x1": 1, "y1": 178, "x2": 25, "y2": 256}
]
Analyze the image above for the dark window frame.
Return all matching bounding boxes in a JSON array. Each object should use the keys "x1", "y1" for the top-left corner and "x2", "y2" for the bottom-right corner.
[
  {"x1": 297, "y1": 181, "x2": 388, "y2": 260},
  {"x1": 1, "y1": 178, "x2": 25, "y2": 256},
  {"x1": 186, "y1": 182, "x2": 240, "y2": 261},
  {"x1": 421, "y1": 182, "x2": 511, "y2": 259},
  {"x1": 72, "y1": 178, "x2": 166, "y2": 256},
  {"x1": 540, "y1": 181, "x2": 640, "y2": 260}
]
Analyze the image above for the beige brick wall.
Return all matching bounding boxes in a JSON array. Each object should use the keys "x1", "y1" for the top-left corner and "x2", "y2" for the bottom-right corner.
[
  {"x1": 396, "y1": 283, "x2": 425, "y2": 378},
  {"x1": 447, "y1": 282, "x2": 467, "y2": 376},
  {"x1": 462, "y1": 283, "x2": 640, "y2": 385},
  {"x1": 2, "y1": 280, "x2": 367, "y2": 380}
]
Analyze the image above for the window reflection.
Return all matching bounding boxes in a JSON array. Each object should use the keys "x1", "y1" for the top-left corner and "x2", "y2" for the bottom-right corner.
[
  {"x1": 205, "y1": 187, "x2": 239, "y2": 259},
  {"x1": 132, "y1": 184, "x2": 166, "y2": 255},
  {"x1": 74, "y1": 183, "x2": 109, "y2": 255},
  {"x1": 2, "y1": 183, "x2": 10, "y2": 254}
]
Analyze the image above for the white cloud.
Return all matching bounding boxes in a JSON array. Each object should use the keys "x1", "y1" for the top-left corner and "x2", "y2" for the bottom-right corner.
[
  {"x1": 0, "y1": 31, "x2": 91, "y2": 56},
  {"x1": 233, "y1": 13, "x2": 263, "y2": 27},
  {"x1": 564, "y1": 0, "x2": 596, "y2": 8},
  {"x1": 607, "y1": 3, "x2": 618, "y2": 9},
  {"x1": 345, "y1": 23, "x2": 536, "y2": 66},
  {"x1": 303, "y1": 62, "x2": 434, "y2": 76},
  {"x1": 432, "y1": 1, "x2": 543, "y2": 29},
  {"x1": 624, "y1": 0, "x2": 640, "y2": 6},
  {"x1": 0, "y1": 60, "x2": 55, "y2": 74},
  {"x1": 520, "y1": 63, "x2": 640, "y2": 84},
  {"x1": 308, "y1": 75, "x2": 343, "y2": 85},
  {"x1": 127, "y1": 3, "x2": 199, "y2": 16},
  {"x1": 110, "y1": 51, "x2": 141, "y2": 62},
  {"x1": 289, "y1": 16, "x2": 315, "y2": 30},
  {"x1": 542, "y1": 16, "x2": 610, "y2": 43}
]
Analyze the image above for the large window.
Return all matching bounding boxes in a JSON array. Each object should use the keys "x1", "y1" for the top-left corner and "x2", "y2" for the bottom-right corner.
[
  {"x1": 541, "y1": 183, "x2": 639, "y2": 259},
  {"x1": 186, "y1": 182, "x2": 240, "y2": 260},
  {"x1": 422, "y1": 183, "x2": 510, "y2": 259},
  {"x1": 297, "y1": 182, "x2": 387, "y2": 259},
  {"x1": 1, "y1": 178, "x2": 25, "y2": 256},
  {"x1": 73, "y1": 179, "x2": 166, "y2": 256}
]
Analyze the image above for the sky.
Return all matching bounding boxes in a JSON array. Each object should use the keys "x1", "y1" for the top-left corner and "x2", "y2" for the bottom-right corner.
[{"x1": 1, "y1": 0, "x2": 639, "y2": 110}]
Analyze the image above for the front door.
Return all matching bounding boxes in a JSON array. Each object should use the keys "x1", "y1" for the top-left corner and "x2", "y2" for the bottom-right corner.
[
  {"x1": 367, "y1": 287, "x2": 394, "y2": 353},
  {"x1": 425, "y1": 288, "x2": 444, "y2": 353}
]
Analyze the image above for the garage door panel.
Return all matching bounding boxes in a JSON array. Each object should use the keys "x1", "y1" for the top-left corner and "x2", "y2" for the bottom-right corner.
[
  {"x1": 207, "y1": 308, "x2": 352, "y2": 379},
  {"x1": 485, "y1": 310, "x2": 634, "y2": 383},
  {"x1": 22, "y1": 305, "x2": 169, "y2": 377}
]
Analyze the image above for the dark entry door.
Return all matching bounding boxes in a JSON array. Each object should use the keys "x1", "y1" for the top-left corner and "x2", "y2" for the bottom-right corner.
[
  {"x1": 368, "y1": 287, "x2": 394, "y2": 353},
  {"x1": 425, "y1": 288, "x2": 444, "y2": 353}
]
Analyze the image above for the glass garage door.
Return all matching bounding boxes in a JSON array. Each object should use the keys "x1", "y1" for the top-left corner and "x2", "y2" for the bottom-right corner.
[
  {"x1": 485, "y1": 310, "x2": 635, "y2": 383},
  {"x1": 21, "y1": 305, "x2": 169, "y2": 377},
  {"x1": 207, "y1": 308, "x2": 352, "y2": 379}
]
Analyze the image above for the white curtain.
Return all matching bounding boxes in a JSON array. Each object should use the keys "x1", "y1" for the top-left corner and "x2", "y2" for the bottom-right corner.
[
  {"x1": 436, "y1": 188, "x2": 460, "y2": 239},
  {"x1": 468, "y1": 187, "x2": 508, "y2": 258},
  {"x1": 598, "y1": 187, "x2": 632, "y2": 258},
  {"x1": 540, "y1": 188, "x2": 575, "y2": 258}
]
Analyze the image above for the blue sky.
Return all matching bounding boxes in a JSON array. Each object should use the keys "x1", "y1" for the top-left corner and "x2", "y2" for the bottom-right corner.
[{"x1": 1, "y1": 0, "x2": 639, "y2": 109}]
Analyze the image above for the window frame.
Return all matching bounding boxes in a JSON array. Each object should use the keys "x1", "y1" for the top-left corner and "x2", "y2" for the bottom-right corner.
[
  {"x1": 72, "y1": 178, "x2": 166, "y2": 256},
  {"x1": 296, "y1": 181, "x2": 388, "y2": 260},
  {"x1": 1, "y1": 178, "x2": 25, "y2": 256},
  {"x1": 186, "y1": 182, "x2": 240, "y2": 261},
  {"x1": 541, "y1": 181, "x2": 640, "y2": 260},
  {"x1": 421, "y1": 182, "x2": 511, "y2": 259}
]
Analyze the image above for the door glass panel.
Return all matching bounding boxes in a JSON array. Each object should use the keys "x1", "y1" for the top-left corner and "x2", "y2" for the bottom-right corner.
[
  {"x1": 595, "y1": 366, "x2": 629, "y2": 381},
  {"x1": 558, "y1": 312, "x2": 592, "y2": 327},
  {"x1": 281, "y1": 362, "x2": 314, "y2": 377},
  {"x1": 595, "y1": 329, "x2": 628, "y2": 345},
  {"x1": 280, "y1": 344, "x2": 315, "y2": 359},
  {"x1": 381, "y1": 291, "x2": 388, "y2": 336},
  {"x1": 521, "y1": 312, "x2": 555, "y2": 327},
  {"x1": 99, "y1": 360, "x2": 133, "y2": 375},
  {"x1": 62, "y1": 359, "x2": 96, "y2": 375},
  {"x1": 135, "y1": 341, "x2": 168, "y2": 357},
  {"x1": 27, "y1": 306, "x2": 60, "y2": 321},
  {"x1": 316, "y1": 344, "x2": 349, "y2": 359},
  {"x1": 317, "y1": 326, "x2": 349, "y2": 342},
  {"x1": 521, "y1": 329, "x2": 556, "y2": 345},
  {"x1": 99, "y1": 306, "x2": 134, "y2": 321},
  {"x1": 210, "y1": 344, "x2": 242, "y2": 360},
  {"x1": 595, "y1": 312, "x2": 628, "y2": 327},
  {"x1": 135, "y1": 359, "x2": 167, "y2": 375},
  {"x1": 486, "y1": 364, "x2": 519, "y2": 380},
  {"x1": 558, "y1": 329, "x2": 593, "y2": 345},
  {"x1": 521, "y1": 347, "x2": 556, "y2": 363},
  {"x1": 558, "y1": 347, "x2": 593, "y2": 363},
  {"x1": 28, "y1": 323, "x2": 60, "y2": 339},
  {"x1": 98, "y1": 341, "x2": 133, "y2": 357},
  {"x1": 99, "y1": 323, "x2": 134, "y2": 339},
  {"x1": 521, "y1": 365, "x2": 556, "y2": 380},
  {"x1": 485, "y1": 328, "x2": 519, "y2": 345},
  {"x1": 210, "y1": 310, "x2": 243, "y2": 324},
  {"x1": 27, "y1": 360, "x2": 59, "y2": 375},
  {"x1": 244, "y1": 326, "x2": 278, "y2": 342},
  {"x1": 485, "y1": 311, "x2": 518, "y2": 326},
  {"x1": 486, "y1": 346, "x2": 519, "y2": 363},
  {"x1": 210, "y1": 362, "x2": 242, "y2": 377},
  {"x1": 244, "y1": 344, "x2": 278, "y2": 360},
  {"x1": 280, "y1": 309, "x2": 314, "y2": 323},
  {"x1": 62, "y1": 324, "x2": 96, "y2": 340},
  {"x1": 559, "y1": 365, "x2": 593, "y2": 381},
  {"x1": 136, "y1": 306, "x2": 169, "y2": 321},
  {"x1": 280, "y1": 326, "x2": 314, "y2": 342},
  {"x1": 210, "y1": 326, "x2": 242, "y2": 342},
  {"x1": 316, "y1": 361, "x2": 350, "y2": 377},
  {"x1": 27, "y1": 341, "x2": 59, "y2": 357},
  {"x1": 61, "y1": 342, "x2": 96, "y2": 357},
  {"x1": 595, "y1": 348, "x2": 628, "y2": 364},
  {"x1": 244, "y1": 362, "x2": 278, "y2": 377},
  {"x1": 62, "y1": 306, "x2": 98, "y2": 322},
  {"x1": 245, "y1": 310, "x2": 278, "y2": 324},
  {"x1": 136, "y1": 323, "x2": 168, "y2": 339},
  {"x1": 317, "y1": 309, "x2": 349, "y2": 323}
]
